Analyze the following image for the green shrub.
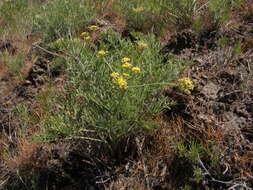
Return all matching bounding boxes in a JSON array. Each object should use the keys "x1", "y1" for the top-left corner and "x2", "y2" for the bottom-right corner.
[
  {"x1": 177, "y1": 141, "x2": 205, "y2": 183},
  {"x1": 35, "y1": 30, "x2": 191, "y2": 143}
]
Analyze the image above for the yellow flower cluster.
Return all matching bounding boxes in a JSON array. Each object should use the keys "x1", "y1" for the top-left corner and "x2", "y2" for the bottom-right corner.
[
  {"x1": 178, "y1": 77, "x2": 194, "y2": 93},
  {"x1": 121, "y1": 57, "x2": 131, "y2": 63},
  {"x1": 122, "y1": 63, "x2": 132, "y2": 68},
  {"x1": 88, "y1": 25, "x2": 99, "y2": 31},
  {"x1": 97, "y1": 50, "x2": 109, "y2": 57},
  {"x1": 137, "y1": 41, "x2": 148, "y2": 50},
  {"x1": 80, "y1": 32, "x2": 89, "y2": 37},
  {"x1": 121, "y1": 57, "x2": 141, "y2": 73},
  {"x1": 80, "y1": 31, "x2": 91, "y2": 41},
  {"x1": 109, "y1": 57, "x2": 142, "y2": 89},
  {"x1": 121, "y1": 57, "x2": 132, "y2": 68},
  {"x1": 110, "y1": 72, "x2": 120, "y2": 78},
  {"x1": 110, "y1": 72, "x2": 127, "y2": 89},
  {"x1": 132, "y1": 67, "x2": 141, "y2": 73},
  {"x1": 116, "y1": 77, "x2": 128, "y2": 89},
  {"x1": 80, "y1": 25, "x2": 99, "y2": 41}
]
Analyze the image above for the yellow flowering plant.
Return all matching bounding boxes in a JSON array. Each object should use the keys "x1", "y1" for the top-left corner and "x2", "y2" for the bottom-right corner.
[
  {"x1": 97, "y1": 50, "x2": 109, "y2": 57},
  {"x1": 80, "y1": 32, "x2": 91, "y2": 41},
  {"x1": 110, "y1": 72, "x2": 120, "y2": 78},
  {"x1": 83, "y1": 36, "x2": 91, "y2": 41},
  {"x1": 122, "y1": 63, "x2": 133, "y2": 69},
  {"x1": 121, "y1": 57, "x2": 131, "y2": 63},
  {"x1": 88, "y1": 25, "x2": 99, "y2": 31},
  {"x1": 131, "y1": 66, "x2": 141, "y2": 73},
  {"x1": 114, "y1": 77, "x2": 128, "y2": 89},
  {"x1": 110, "y1": 72, "x2": 129, "y2": 89},
  {"x1": 38, "y1": 30, "x2": 191, "y2": 143},
  {"x1": 80, "y1": 32, "x2": 89, "y2": 38},
  {"x1": 137, "y1": 41, "x2": 148, "y2": 50},
  {"x1": 178, "y1": 77, "x2": 194, "y2": 93}
]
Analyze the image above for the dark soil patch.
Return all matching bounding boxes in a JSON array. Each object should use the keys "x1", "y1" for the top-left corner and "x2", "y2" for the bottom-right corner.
[
  {"x1": 160, "y1": 28, "x2": 218, "y2": 55},
  {"x1": 4, "y1": 141, "x2": 109, "y2": 190}
]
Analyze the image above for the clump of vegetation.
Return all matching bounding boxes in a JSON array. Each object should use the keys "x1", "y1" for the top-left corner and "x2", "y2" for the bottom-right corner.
[
  {"x1": 177, "y1": 77, "x2": 194, "y2": 94},
  {"x1": 36, "y1": 30, "x2": 190, "y2": 143}
]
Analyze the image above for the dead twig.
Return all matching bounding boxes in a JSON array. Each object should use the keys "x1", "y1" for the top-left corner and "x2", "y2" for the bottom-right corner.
[
  {"x1": 197, "y1": 155, "x2": 252, "y2": 190},
  {"x1": 32, "y1": 42, "x2": 81, "y2": 63},
  {"x1": 136, "y1": 137, "x2": 151, "y2": 190}
]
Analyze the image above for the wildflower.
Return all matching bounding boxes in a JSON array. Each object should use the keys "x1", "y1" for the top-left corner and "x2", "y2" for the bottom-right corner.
[
  {"x1": 116, "y1": 77, "x2": 128, "y2": 89},
  {"x1": 178, "y1": 77, "x2": 194, "y2": 93},
  {"x1": 80, "y1": 32, "x2": 89, "y2": 38},
  {"x1": 122, "y1": 63, "x2": 133, "y2": 69},
  {"x1": 97, "y1": 50, "x2": 108, "y2": 57},
  {"x1": 123, "y1": 73, "x2": 130, "y2": 77},
  {"x1": 137, "y1": 41, "x2": 148, "y2": 50},
  {"x1": 88, "y1": 25, "x2": 99, "y2": 31},
  {"x1": 84, "y1": 36, "x2": 91, "y2": 41},
  {"x1": 133, "y1": 7, "x2": 144, "y2": 12},
  {"x1": 131, "y1": 67, "x2": 141, "y2": 73},
  {"x1": 121, "y1": 57, "x2": 131, "y2": 63},
  {"x1": 110, "y1": 72, "x2": 120, "y2": 78},
  {"x1": 80, "y1": 32, "x2": 91, "y2": 41}
]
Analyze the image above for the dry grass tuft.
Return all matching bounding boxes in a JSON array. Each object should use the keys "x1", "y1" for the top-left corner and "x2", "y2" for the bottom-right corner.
[{"x1": 7, "y1": 139, "x2": 47, "y2": 172}]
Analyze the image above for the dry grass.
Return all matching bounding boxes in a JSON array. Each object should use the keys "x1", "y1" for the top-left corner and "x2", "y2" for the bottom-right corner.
[
  {"x1": 6, "y1": 139, "x2": 43, "y2": 171},
  {"x1": 106, "y1": 117, "x2": 182, "y2": 189}
]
